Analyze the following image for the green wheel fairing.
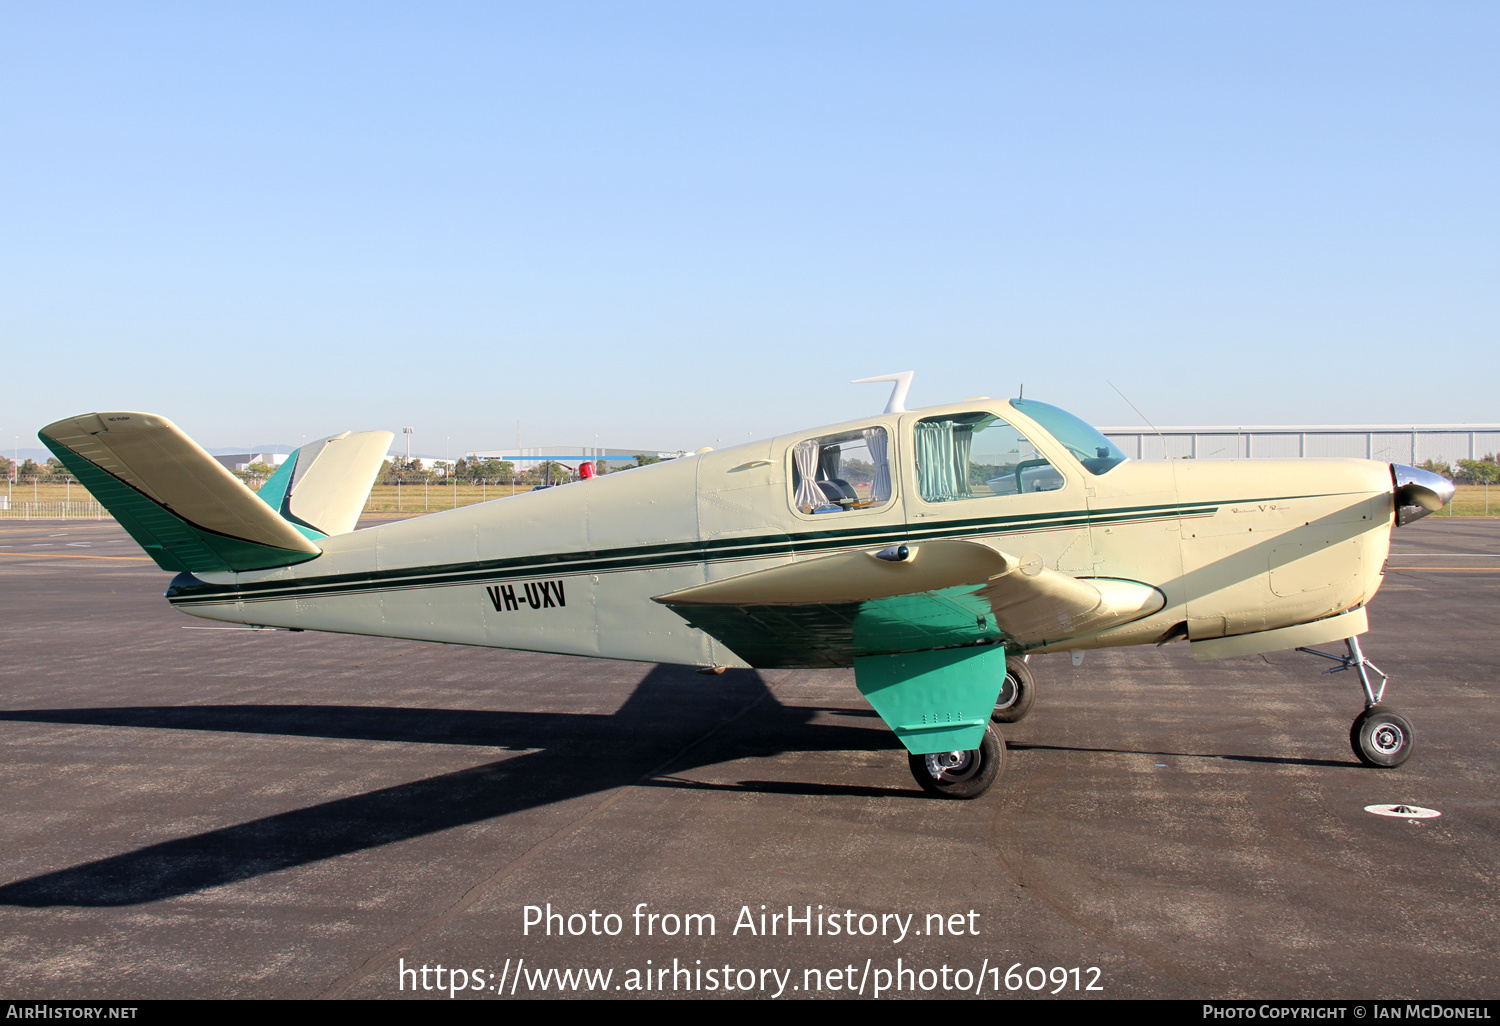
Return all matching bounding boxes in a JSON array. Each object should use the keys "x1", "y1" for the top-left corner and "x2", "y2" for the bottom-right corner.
[{"x1": 854, "y1": 645, "x2": 1009, "y2": 755}]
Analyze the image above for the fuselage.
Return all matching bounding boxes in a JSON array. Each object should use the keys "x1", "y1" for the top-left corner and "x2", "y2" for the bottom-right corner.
[{"x1": 166, "y1": 399, "x2": 1397, "y2": 667}]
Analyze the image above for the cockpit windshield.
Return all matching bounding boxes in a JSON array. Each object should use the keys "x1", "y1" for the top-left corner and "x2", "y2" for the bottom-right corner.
[{"x1": 1009, "y1": 399, "x2": 1128, "y2": 475}]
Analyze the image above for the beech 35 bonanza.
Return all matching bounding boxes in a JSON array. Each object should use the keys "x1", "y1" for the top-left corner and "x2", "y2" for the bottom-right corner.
[{"x1": 40, "y1": 380, "x2": 1454, "y2": 800}]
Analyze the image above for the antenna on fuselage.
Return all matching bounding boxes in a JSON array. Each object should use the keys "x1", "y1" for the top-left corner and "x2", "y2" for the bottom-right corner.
[
  {"x1": 1108, "y1": 379, "x2": 1170, "y2": 454},
  {"x1": 852, "y1": 371, "x2": 915, "y2": 414}
]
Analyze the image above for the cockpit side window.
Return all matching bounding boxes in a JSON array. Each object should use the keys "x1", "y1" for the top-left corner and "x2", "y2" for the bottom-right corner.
[
  {"x1": 790, "y1": 427, "x2": 894, "y2": 514},
  {"x1": 914, "y1": 413, "x2": 1063, "y2": 502},
  {"x1": 1009, "y1": 399, "x2": 1127, "y2": 475}
]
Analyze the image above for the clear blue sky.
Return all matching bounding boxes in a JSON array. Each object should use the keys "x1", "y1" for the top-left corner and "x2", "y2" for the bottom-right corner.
[{"x1": 3, "y1": 2, "x2": 1496, "y2": 455}]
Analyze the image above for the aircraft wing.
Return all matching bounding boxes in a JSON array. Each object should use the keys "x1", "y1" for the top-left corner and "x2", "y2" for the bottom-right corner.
[{"x1": 654, "y1": 540, "x2": 1163, "y2": 668}]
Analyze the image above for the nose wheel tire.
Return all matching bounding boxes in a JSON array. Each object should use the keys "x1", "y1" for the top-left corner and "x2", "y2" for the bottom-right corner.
[
  {"x1": 992, "y1": 659, "x2": 1035, "y2": 724},
  {"x1": 1350, "y1": 706, "x2": 1413, "y2": 768},
  {"x1": 909, "y1": 725, "x2": 1007, "y2": 799}
]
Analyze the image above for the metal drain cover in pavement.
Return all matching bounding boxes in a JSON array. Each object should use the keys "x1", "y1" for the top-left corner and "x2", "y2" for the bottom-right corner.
[{"x1": 1365, "y1": 804, "x2": 1441, "y2": 819}]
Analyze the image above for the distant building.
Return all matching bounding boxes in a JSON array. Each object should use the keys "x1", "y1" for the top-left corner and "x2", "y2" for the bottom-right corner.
[
  {"x1": 465, "y1": 445, "x2": 681, "y2": 470},
  {"x1": 211, "y1": 452, "x2": 289, "y2": 472},
  {"x1": 1099, "y1": 424, "x2": 1500, "y2": 465}
]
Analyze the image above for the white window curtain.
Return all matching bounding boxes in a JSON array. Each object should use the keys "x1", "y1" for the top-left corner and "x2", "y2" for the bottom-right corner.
[
  {"x1": 951, "y1": 422, "x2": 975, "y2": 498},
  {"x1": 862, "y1": 427, "x2": 891, "y2": 503},
  {"x1": 793, "y1": 438, "x2": 825, "y2": 511},
  {"x1": 915, "y1": 420, "x2": 960, "y2": 501}
]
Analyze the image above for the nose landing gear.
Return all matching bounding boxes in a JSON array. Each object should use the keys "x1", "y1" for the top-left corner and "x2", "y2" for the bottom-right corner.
[
  {"x1": 1298, "y1": 635, "x2": 1412, "y2": 768},
  {"x1": 1350, "y1": 706, "x2": 1413, "y2": 767}
]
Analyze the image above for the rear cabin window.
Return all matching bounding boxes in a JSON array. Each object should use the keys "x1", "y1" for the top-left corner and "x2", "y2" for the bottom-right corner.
[
  {"x1": 914, "y1": 413, "x2": 1063, "y2": 503},
  {"x1": 790, "y1": 427, "x2": 893, "y2": 514}
]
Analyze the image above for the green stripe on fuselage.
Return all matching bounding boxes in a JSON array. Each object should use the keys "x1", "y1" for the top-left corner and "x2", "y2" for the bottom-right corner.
[{"x1": 166, "y1": 498, "x2": 1235, "y2": 605}]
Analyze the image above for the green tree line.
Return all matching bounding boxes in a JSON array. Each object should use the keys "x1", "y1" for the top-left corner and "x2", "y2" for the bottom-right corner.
[
  {"x1": 2, "y1": 456, "x2": 74, "y2": 482},
  {"x1": 374, "y1": 455, "x2": 665, "y2": 486},
  {"x1": 0, "y1": 453, "x2": 670, "y2": 487},
  {"x1": 1418, "y1": 455, "x2": 1500, "y2": 485}
]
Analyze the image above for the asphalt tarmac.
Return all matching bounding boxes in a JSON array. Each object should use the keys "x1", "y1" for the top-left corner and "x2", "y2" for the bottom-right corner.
[{"x1": 1, "y1": 517, "x2": 1496, "y2": 1000}]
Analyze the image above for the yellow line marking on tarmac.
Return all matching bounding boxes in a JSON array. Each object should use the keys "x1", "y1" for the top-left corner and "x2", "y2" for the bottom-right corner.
[{"x1": 0, "y1": 551, "x2": 153, "y2": 561}]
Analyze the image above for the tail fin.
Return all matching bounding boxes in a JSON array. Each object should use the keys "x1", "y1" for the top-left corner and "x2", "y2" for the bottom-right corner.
[
  {"x1": 255, "y1": 430, "x2": 393, "y2": 538},
  {"x1": 39, "y1": 412, "x2": 323, "y2": 574}
]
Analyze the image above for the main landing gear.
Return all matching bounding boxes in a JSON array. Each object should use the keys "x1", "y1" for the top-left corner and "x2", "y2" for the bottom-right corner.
[
  {"x1": 1298, "y1": 636, "x2": 1412, "y2": 768},
  {"x1": 908, "y1": 654, "x2": 1030, "y2": 798},
  {"x1": 991, "y1": 657, "x2": 1035, "y2": 724},
  {"x1": 909, "y1": 725, "x2": 1007, "y2": 799},
  {"x1": 866, "y1": 646, "x2": 1020, "y2": 799}
]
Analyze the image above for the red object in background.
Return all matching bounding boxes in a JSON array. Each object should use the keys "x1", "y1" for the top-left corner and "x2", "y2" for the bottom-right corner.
[{"x1": 579, "y1": 461, "x2": 596, "y2": 479}]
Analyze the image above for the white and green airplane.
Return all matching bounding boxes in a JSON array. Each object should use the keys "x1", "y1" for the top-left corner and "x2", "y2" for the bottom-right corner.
[{"x1": 39, "y1": 381, "x2": 1453, "y2": 799}]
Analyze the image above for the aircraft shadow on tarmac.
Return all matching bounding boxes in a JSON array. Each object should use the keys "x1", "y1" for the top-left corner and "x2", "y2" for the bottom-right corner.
[
  {"x1": 0, "y1": 666, "x2": 905, "y2": 908},
  {"x1": 0, "y1": 665, "x2": 1367, "y2": 908}
]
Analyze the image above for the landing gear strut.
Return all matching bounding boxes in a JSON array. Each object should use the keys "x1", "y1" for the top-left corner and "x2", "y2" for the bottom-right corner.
[
  {"x1": 1298, "y1": 636, "x2": 1412, "y2": 768},
  {"x1": 908, "y1": 725, "x2": 1007, "y2": 799}
]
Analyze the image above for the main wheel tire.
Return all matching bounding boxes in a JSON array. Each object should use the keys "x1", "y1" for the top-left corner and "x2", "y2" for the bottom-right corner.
[
  {"x1": 1350, "y1": 706, "x2": 1413, "y2": 768},
  {"x1": 992, "y1": 659, "x2": 1035, "y2": 723},
  {"x1": 908, "y1": 725, "x2": 1007, "y2": 799}
]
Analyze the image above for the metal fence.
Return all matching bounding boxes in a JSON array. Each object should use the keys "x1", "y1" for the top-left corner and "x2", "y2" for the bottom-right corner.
[{"x1": 0, "y1": 500, "x2": 114, "y2": 520}]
